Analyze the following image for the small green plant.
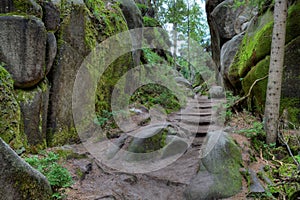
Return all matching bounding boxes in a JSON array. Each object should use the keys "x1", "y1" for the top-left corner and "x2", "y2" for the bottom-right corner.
[
  {"x1": 24, "y1": 152, "x2": 73, "y2": 199},
  {"x1": 295, "y1": 155, "x2": 300, "y2": 163},
  {"x1": 218, "y1": 91, "x2": 240, "y2": 121},
  {"x1": 130, "y1": 83, "x2": 181, "y2": 114}
]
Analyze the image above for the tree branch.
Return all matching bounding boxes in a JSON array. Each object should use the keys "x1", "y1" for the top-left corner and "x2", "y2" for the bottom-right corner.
[{"x1": 232, "y1": 75, "x2": 268, "y2": 107}]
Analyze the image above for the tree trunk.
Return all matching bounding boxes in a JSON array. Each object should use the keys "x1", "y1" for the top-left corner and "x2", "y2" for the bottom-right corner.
[
  {"x1": 264, "y1": 0, "x2": 287, "y2": 144},
  {"x1": 173, "y1": 22, "x2": 178, "y2": 68}
]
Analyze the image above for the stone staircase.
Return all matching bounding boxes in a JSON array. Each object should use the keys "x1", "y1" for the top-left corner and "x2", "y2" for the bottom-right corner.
[{"x1": 65, "y1": 77, "x2": 226, "y2": 200}]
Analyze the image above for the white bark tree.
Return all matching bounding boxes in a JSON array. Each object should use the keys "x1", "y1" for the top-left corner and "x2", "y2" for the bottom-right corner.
[{"x1": 264, "y1": 0, "x2": 288, "y2": 144}]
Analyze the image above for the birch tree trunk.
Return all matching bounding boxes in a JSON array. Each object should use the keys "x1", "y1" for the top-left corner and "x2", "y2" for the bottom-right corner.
[{"x1": 264, "y1": 0, "x2": 288, "y2": 144}]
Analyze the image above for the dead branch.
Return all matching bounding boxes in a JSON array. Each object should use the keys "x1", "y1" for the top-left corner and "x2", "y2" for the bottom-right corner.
[{"x1": 232, "y1": 75, "x2": 268, "y2": 107}]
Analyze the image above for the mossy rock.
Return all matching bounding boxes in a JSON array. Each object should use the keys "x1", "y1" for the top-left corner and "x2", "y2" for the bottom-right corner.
[
  {"x1": 0, "y1": 64, "x2": 26, "y2": 150},
  {"x1": 0, "y1": 138, "x2": 52, "y2": 199},
  {"x1": 49, "y1": 126, "x2": 80, "y2": 147},
  {"x1": 184, "y1": 131, "x2": 242, "y2": 199},
  {"x1": 85, "y1": 0, "x2": 134, "y2": 117},
  {"x1": 242, "y1": 56, "x2": 270, "y2": 112},
  {"x1": 14, "y1": 80, "x2": 50, "y2": 152},
  {"x1": 228, "y1": 10, "x2": 273, "y2": 87},
  {"x1": 241, "y1": 36, "x2": 300, "y2": 123},
  {"x1": 229, "y1": 0, "x2": 300, "y2": 88},
  {"x1": 11, "y1": 0, "x2": 43, "y2": 18}
]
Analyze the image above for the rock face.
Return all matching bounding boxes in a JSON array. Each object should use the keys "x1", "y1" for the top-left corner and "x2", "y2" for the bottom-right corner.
[
  {"x1": 41, "y1": 0, "x2": 60, "y2": 32},
  {"x1": 0, "y1": 15, "x2": 47, "y2": 88},
  {"x1": 0, "y1": 138, "x2": 52, "y2": 200},
  {"x1": 206, "y1": 0, "x2": 300, "y2": 123},
  {"x1": 206, "y1": 0, "x2": 255, "y2": 83},
  {"x1": 184, "y1": 130, "x2": 242, "y2": 200},
  {"x1": 15, "y1": 80, "x2": 50, "y2": 150},
  {"x1": 47, "y1": 1, "x2": 93, "y2": 138},
  {"x1": 0, "y1": 0, "x2": 141, "y2": 149},
  {"x1": 209, "y1": 86, "x2": 225, "y2": 98},
  {"x1": 0, "y1": 65, "x2": 25, "y2": 150}
]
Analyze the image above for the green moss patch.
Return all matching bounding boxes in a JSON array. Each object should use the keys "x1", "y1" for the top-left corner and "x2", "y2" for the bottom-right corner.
[
  {"x1": 229, "y1": 1, "x2": 300, "y2": 87},
  {"x1": 242, "y1": 56, "x2": 270, "y2": 112},
  {"x1": 0, "y1": 64, "x2": 26, "y2": 150},
  {"x1": 229, "y1": 10, "x2": 273, "y2": 86},
  {"x1": 13, "y1": 0, "x2": 43, "y2": 18},
  {"x1": 280, "y1": 98, "x2": 300, "y2": 125}
]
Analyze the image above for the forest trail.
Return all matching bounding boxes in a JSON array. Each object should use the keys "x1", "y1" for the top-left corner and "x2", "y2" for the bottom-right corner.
[{"x1": 64, "y1": 80, "x2": 224, "y2": 200}]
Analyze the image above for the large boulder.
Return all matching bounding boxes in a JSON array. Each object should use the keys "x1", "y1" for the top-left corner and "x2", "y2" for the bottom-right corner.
[
  {"x1": 0, "y1": 15, "x2": 47, "y2": 88},
  {"x1": 45, "y1": 32, "x2": 57, "y2": 76},
  {"x1": 15, "y1": 80, "x2": 50, "y2": 151},
  {"x1": 0, "y1": 138, "x2": 52, "y2": 200},
  {"x1": 242, "y1": 36, "x2": 300, "y2": 123},
  {"x1": 237, "y1": 2, "x2": 300, "y2": 123},
  {"x1": 211, "y1": 0, "x2": 249, "y2": 39},
  {"x1": 184, "y1": 130, "x2": 242, "y2": 199},
  {"x1": 0, "y1": 65, "x2": 25, "y2": 150},
  {"x1": 119, "y1": 0, "x2": 143, "y2": 66},
  {"x1": 220, "y1": 32, "x2": 244, "y2": 88},
  {"x1": 40, "y1": 0, "x2": 60, "y2": 32},
  {"x1": 206, "y1": 0, "x2": 255, "y2": 83},
  {"x1": 47, "y1": 1, "x2": 93, "y2": 143}
]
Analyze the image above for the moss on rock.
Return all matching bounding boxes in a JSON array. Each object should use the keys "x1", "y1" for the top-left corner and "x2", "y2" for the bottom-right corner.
[
  {"x1": 14, "y1": 80, "x2": 50, "y2": 152},
  {"x1": 0, "y1": 64, "x2": 26, "y2": 150},
  {"x1": 12, "y1": 0, "x2": 43, "y2": 18},
  {"x1": 242, "y1": 56, "x2": 270, "y2": 113},
  {"x1": 230, "y1": 1, "x2": 300, "y2": 123},
  {"x1": 229, "y1": 1, "x2": 300, "y2": 88},
  {"x1": 228, "y1": 10, "x2": 273, "y2": 87}
]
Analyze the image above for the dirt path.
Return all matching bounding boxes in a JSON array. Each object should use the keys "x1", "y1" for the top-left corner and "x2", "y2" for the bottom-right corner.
[{"x1": 64, "y1": 91, "x2": 224, "y2": 199}]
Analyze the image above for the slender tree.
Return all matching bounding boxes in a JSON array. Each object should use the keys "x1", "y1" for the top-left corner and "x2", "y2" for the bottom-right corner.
[{"x1": 264, "y1": 0, "x2": 288, "y2": 144}]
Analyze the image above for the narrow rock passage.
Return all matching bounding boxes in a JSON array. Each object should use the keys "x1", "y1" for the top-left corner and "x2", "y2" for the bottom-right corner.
[{"x1": 65, "y1": 80, "x2": 225, "y2": 200}]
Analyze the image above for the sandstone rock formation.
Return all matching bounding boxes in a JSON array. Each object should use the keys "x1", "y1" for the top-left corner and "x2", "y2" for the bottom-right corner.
[{"x1": 206, "y1": 0, "x2": 300, "y2": 123}]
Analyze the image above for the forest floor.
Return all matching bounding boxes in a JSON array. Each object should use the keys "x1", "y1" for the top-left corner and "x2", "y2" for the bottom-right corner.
[{"x1": 59, "y1": 108, "x2": 300, "y2": 200}]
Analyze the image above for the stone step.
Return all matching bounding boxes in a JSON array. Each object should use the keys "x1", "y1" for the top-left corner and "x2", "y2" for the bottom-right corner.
[
  {"x1": 178, "y1": 124, "x2": 210, "y2": 136},
  {"x1": 180, "y1": 108, "x2": 212, "y2": 114},
  {"x1": 178, "y1": 124, "x2": 220, "y2": 136},
  {"x1": 172, "y1": 115, "x2": 213, "y2": 122},
  {"x1": 175, "y1": 112, "x2": 212, "y2": 117}
]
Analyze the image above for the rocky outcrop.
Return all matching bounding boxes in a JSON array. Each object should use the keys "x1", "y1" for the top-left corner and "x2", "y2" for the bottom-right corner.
[
  {"x1": 47, "y1": 1, "x2": 95, "y2": 141},
  {"x1": 0, "y1": 138, "x2": 52, "y2": 200},
  {"x1": 184, "y1": 130, "x2": 242, "y2": 200},
  {"x1": 206, "y1": 0, "x2": 255, "y2": 83},
  {"x1": 0, "y1": 15, "x2": 47, "y2": 88},
  {"x1": 206, "y1": 0, "x2": 300, "y2": 123},
  {"x1": 0, "y1": 65, "x2": 25, "y2": 150},
  {"x1": 15, "y1": 80, "x2": 50, "y2": 150},
  {"x1": 0, "y1": 0, "x2": 143, "y2": 149}
]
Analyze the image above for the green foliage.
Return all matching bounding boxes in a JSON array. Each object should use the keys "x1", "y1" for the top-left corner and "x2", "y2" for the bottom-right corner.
[
  {"x1": 143, "y1": 16, "x2": 160, "y2": 27},
  {"x1": 24, "y1": 152, "x2": 73, "y2": 199},
  {"x1": 233, "y1": 0, "x2": 274, "y2": 13},
  {"x1": 154, "y1": 0, "x2": 209, "y2": 47},
  {"x1": 49, "y1": 127, "x2": 80, "y2": 147},
  {"x1": 143, "y1": 48, "x2": 165, "y2": 63},
  {"x1": 129, "y1": 129, "x2": 168, "y2": 153},
  {"x1": 94, "y1": 110, "x2": 121, "y2": 128},
  {"x1": 136, "y1": 3, "x2": 150, "y2": 17},
  {"x1": 236, "y1": 118, "x2": 300, "y2": 198},
  {"x1": 130, "y1": 83, "x2": 181, "y2": 114},
  {"x1": 219, "y1": 91, "x2": 240, "y2": 121}
]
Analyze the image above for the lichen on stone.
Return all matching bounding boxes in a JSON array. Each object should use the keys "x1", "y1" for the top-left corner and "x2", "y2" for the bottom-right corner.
[{"x1": 0, "y1": 64, "x2": 26, "y2": 150}]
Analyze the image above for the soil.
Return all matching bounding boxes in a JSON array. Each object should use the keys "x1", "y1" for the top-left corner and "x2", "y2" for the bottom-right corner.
[{"x1": 59, "y1": 104, "x2": 267, "y2": 199}]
